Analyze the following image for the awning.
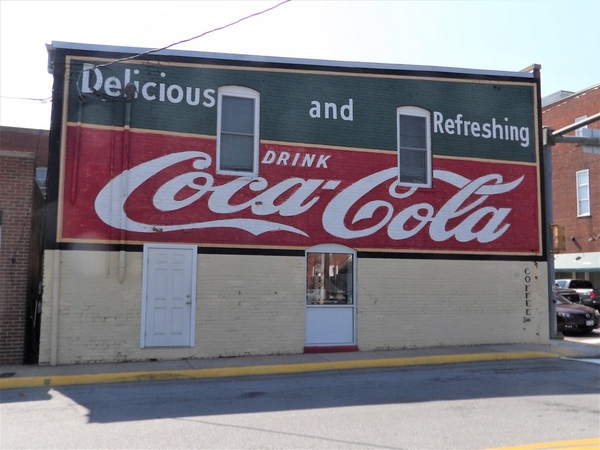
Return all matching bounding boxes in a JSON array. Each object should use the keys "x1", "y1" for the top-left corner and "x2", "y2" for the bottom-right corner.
[{"x1": 554, "y1": 252, "x2": 600, "y2": 272}]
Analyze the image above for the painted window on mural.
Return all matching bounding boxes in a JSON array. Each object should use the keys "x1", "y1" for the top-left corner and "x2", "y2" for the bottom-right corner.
[
  {"x1": 306, "y1": 251, "x2": 354, "y2": 305},
  {"x1": 216, "y1": 86, "x2": 260, "y2": 175},
  {"x1": 397, "y1": 106, "x2": 432, "y2": 187},
  {"x1": 576, "y1": 169, "x2": 590, "y2": 216}
]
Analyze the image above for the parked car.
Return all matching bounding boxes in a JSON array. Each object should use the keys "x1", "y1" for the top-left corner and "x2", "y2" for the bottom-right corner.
[
  {"x1": 555, "y1": 279, "x2": 600, "y2": 310},
  {"x1": 555, "y1": 287, "x2": 581, "y2": 304},
  {"x1": 555, "y1": 293, "x2": 600, "y2": 334}
]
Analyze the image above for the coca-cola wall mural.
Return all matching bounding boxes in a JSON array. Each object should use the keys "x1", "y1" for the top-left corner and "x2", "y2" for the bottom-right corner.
[{"x1": 53, "y1": 55, "x2": 542, "y2": 255}]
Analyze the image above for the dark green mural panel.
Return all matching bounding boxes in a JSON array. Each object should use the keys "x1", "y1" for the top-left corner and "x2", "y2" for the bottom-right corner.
[{"x1": 67, "y1": 59, "x2": 536, "y2": 163}]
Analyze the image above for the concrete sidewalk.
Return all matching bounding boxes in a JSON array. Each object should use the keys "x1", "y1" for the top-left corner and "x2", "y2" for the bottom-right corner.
[{"x1": 1, "y1": 338, "x2": 598, "y2": 390}]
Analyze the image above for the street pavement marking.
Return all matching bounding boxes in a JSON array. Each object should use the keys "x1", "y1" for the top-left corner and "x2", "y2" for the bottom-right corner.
[
  {"x1": 564, "y1": 357, "x2": 600, "y2": 365},
  {"x1": 487, "y1": 437, "x2": 600, "y2": 450}
]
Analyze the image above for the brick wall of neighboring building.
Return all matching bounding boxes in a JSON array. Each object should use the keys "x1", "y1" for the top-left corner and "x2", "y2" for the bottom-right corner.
[
  {"x1": 0, "y1": 127, "x2": 49, "y2": 167},
  {"x1": 0, "y1": 151, "x2": 36, "y2": 364},
  {"x1": 542, "y1": 85, "x2": 600, "y2": 263},
  {"x1": 0, "y1": 126, "x2": 48, "y2": 365}
]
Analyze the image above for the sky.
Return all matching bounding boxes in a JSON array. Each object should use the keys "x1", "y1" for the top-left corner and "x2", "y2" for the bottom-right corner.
[{"x1": 1, "y1": 0, "x2": 599, "y2": 131}]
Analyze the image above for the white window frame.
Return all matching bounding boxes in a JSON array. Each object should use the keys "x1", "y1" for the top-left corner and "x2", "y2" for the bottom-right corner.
[
  {"x1": 216, "y1": 85, "x2": 260, "y2": 176},
  {"x1": 305, "y1": 244, "x2": 357, "y2": 346},
  {"x1": 576, "y1": 169, "x2": 590, "y2": 217},
  {"x1": 305, "y1": 243, "x2": 356, "y2": 307},
  {"x1": 396, "y1": 106, "x2": 432, "y2": 188}
]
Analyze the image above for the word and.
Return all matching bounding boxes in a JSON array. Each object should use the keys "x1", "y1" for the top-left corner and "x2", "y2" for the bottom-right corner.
[{"x1": 309, "y1": 99, "x2": 353, "y2": 121}]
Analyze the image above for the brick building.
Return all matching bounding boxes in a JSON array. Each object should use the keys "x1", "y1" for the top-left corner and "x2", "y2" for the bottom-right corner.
[
  {"x1": 40, "y1": 42, "x2": 548, "y2": 365},
  {"x1": 542, "y1": 84, "x2": 600, "y2": 283},
  {"x1": 0, "y1": 126, "x2": 48, "y2": 364}
]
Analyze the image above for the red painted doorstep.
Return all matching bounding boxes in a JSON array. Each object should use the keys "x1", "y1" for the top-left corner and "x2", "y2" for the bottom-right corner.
[{"x1": 303, "y1": 345, "x2": 359, "y2": 354}]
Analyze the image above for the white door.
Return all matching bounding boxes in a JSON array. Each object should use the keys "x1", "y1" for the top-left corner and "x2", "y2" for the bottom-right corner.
[
  {"x1": 305, "y1": 244, "x2": 356, "y2": 346},
  {"x1": 142, "y1": 244, "x2": 197, "y2": 347}
]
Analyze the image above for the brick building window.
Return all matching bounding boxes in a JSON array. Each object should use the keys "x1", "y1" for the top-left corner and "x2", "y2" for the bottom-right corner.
[
  {"x1": 397, "y1": 106, "x2": 432, "y2": 187},
  {"x1": 35, "y1": 167, "x2": 47, "y2": 194},
  {"x1": 216, "y1": 86, "x2": 260, "y2": 176},
  {"x1": 576, "y1": 169, "x2": 590, "y2": 217},
  {"x1": 575, "y1": 115, "x2": 587, "y2": 137}
]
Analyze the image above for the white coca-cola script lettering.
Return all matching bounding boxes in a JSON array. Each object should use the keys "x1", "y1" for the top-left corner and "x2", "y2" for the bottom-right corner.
[{"x1": 94, "y1": 151, "x2": 524, "y2": 243}]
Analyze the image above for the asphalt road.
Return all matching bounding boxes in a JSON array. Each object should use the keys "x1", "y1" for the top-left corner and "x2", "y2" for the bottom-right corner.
[
  {"x1": 2, "y1": 357, "x2": 599, "y2": 450},
  {"x1": 565, "y1": 327, "x2": 600, "y2": 344}
]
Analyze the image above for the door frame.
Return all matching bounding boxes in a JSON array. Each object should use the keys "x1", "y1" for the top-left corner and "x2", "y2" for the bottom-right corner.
[
  {"x1": 305, "y1": 243, "x2": 357, "y2": 347},
  {"x1": 140, "y1": 243, "x2": 197, "y2": 348}
]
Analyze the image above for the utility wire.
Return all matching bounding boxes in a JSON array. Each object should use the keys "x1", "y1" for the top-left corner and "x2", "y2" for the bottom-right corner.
[
  {"x1": 4, "y1": 2, "x2": 291, "y2": 106},
  {"x1": 95, "y1": 0, "x2": 291, "y2": 69},
  {"x1": 1, "y1": 96, "x2": 52, "y2": 103}
]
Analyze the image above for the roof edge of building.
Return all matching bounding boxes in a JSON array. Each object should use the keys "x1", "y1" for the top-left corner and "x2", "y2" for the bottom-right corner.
[
  {"x1": 542, "y1": 83, "x2": 600, "y2": 108},
  {"x1": 47, "y1": 41, "x2": 535, "y2": 80}
]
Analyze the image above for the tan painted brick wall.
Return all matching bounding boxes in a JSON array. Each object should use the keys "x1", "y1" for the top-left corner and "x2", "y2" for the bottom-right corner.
[
  {"x1": 40, "y1": 251, "x2": 144, "y2": 365},
  {"x1": 40, "y1": 250, "x2": 549, "y2": 365},
  {"x1": 193, "y1": 253, "x2": 306, "y2": 358},
  {"x1": 357, "y1": 258, "x2": 549, "y2": 349},
  {"x1": 40, "y1": 250, "x2": 305, "y2": 364}
]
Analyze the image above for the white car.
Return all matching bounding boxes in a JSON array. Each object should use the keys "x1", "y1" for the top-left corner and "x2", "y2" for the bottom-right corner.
[{"x1": 555, "y1": 279, "x2": 599, "y2": 310}]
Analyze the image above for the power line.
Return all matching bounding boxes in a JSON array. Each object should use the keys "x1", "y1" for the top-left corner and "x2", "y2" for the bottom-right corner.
[
  {"x1": 95, "y1": 0, "x2": 291, "y2": 70},
  {"x1": 1, "y1": 96, "x2": 52, "y2": 103}
]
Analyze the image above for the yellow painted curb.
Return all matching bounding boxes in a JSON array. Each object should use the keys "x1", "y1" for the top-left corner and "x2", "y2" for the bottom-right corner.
[
  {"x1": 486, "y1": 437, "x2": 600, "y2": 449},
  {"x1": 551, "y1": 348, "x2": 582, "y2": 356},
  {"x1": 0, "y1": 351, "x2": 557, "y2": 390}
]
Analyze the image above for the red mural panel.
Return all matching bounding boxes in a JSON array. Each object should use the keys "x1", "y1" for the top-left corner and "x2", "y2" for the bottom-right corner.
[{"x1": 59, "y1": 126, "x2": 541, "y2": 254}]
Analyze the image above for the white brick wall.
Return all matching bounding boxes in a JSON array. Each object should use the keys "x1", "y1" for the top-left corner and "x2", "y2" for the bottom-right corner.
[{"x1": 40, "y1": 250, "x2": 549, "y2": 365}]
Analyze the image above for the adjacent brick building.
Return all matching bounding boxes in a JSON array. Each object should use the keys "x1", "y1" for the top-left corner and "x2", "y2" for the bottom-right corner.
[
  {"x1": 40, "y1": 42, "x2": 548, "y2": 365},
  {"x1": 542, "y1": 84, "x2": 600, "y2": 284},
  {"x1": 0, "y1": 127, "x2": 48, "y2": 364}
]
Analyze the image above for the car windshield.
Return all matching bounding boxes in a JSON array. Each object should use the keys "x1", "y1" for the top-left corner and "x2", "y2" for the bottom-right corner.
[
  {"x1": 570, "y1": 280, "x2": 593, "y2": 289},
  {"x1": 554, "y1": 294, "x2": 573, "y2": 305}
]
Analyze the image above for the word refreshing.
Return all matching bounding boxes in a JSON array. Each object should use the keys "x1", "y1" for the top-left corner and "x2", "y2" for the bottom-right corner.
[{"x1": 433, "y1": 112, "x2": 530, "y2": 148}]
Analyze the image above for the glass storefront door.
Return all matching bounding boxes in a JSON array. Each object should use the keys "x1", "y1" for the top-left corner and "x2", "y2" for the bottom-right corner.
[{"x1": 305, "y1": 244, "x2": 356, "y2": 346}]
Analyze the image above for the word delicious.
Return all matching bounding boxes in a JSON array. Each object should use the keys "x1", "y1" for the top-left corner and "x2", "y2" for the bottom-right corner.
[
  {"x1": 81, "y1": 64, "x2": 216, "y2": 107},
  {"x1": 95, "y1": 151, "x2": 524, "y2": 244}
]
